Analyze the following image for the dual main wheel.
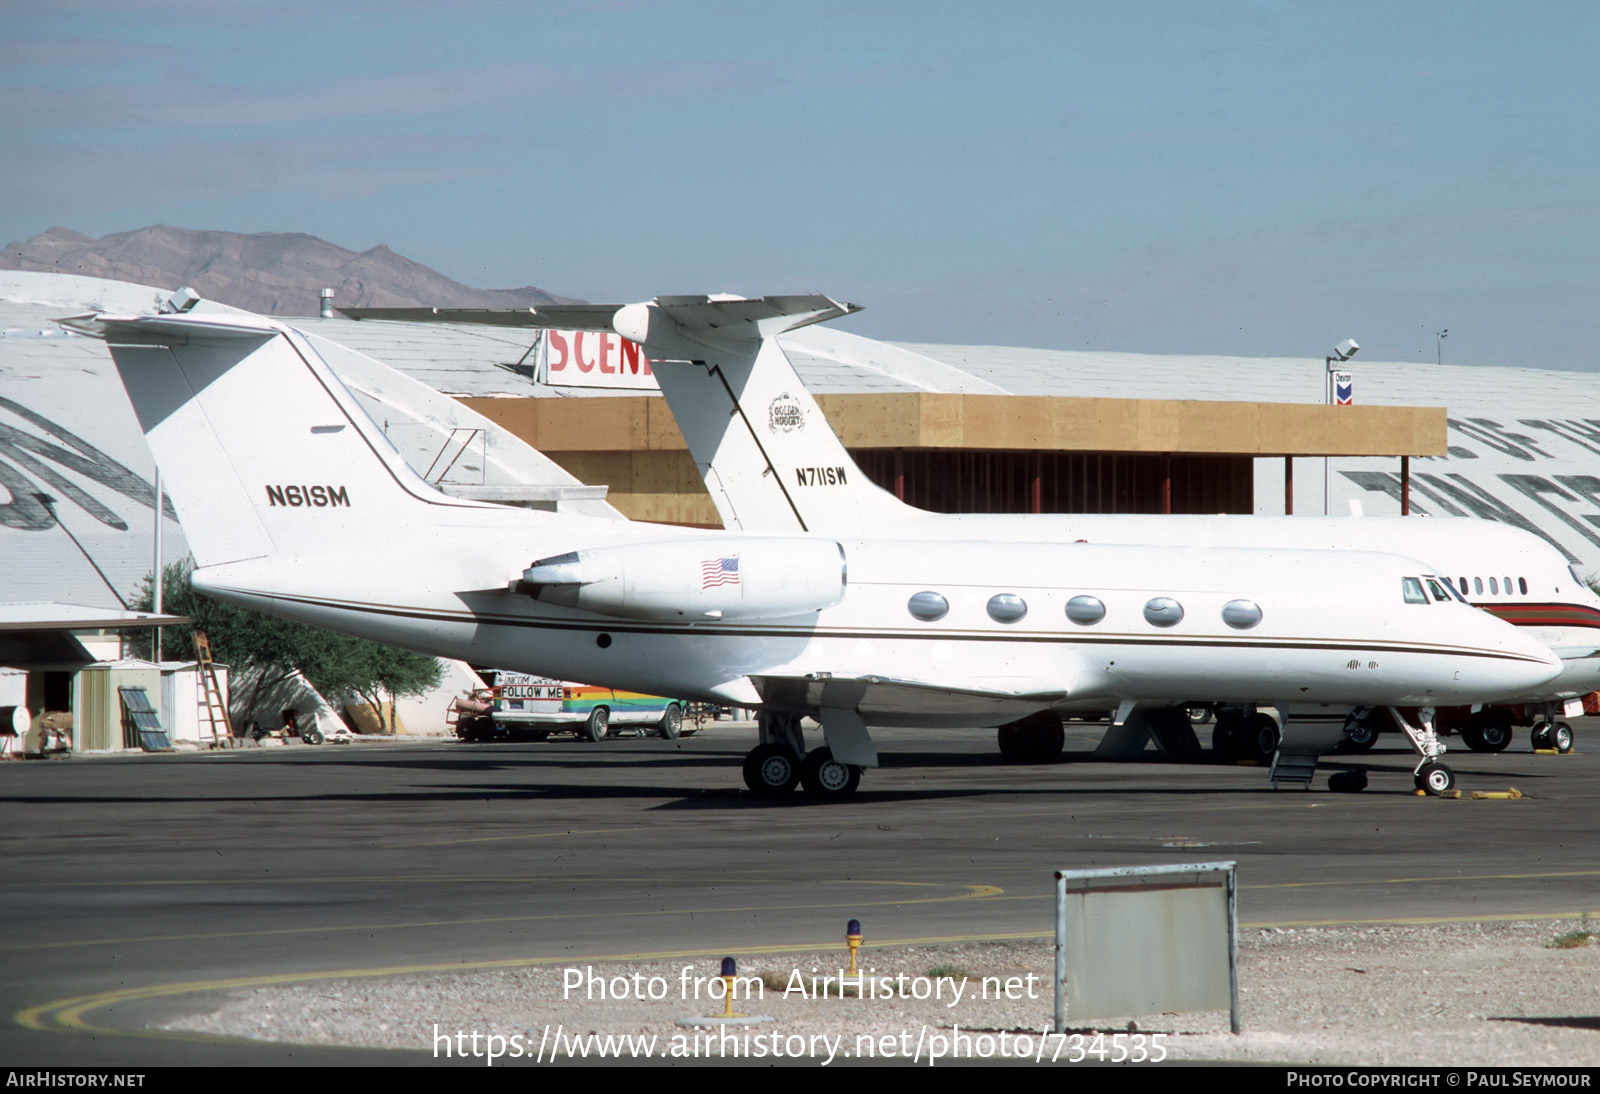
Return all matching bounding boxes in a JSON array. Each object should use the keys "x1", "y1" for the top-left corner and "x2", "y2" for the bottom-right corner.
[
  {"x1": 1532, "y1": 721, "x2": 1575, "y2": 753},
  {"x1": 996, "y1": 712, "x2": 1065, "y2": 763},
  {"x1": 742, "y1": 744, "x2": 861, "y2": 800},
  {"x1": 1460, "y1": 709, "x2": 1514, "y2": 753},
  {"x1": 1213, "y1": 711, "x2": 1280, "y2": 763}
]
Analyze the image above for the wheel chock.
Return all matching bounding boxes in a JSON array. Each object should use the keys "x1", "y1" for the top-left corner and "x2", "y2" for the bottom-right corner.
[{"x1": 1469, "y1": 788, "x2": 1525, "y2": 800}]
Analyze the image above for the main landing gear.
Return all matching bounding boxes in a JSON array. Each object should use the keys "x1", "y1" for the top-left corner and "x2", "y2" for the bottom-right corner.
[
  {"x1": 1531, "y1": 720, "x2": 1576, "y2": 754},
  {"x1": 743, "y1": 712, "x2": 864, "y2": 801}
]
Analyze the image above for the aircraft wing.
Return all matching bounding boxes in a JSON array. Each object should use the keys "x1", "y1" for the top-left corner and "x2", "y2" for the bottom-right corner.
[
  {"x1": 749, "y1": 673, "x2": 1071, "y2": 723},
  {"x1": 1552, "y1": 646, "x2": 1600, "y2": 660}
]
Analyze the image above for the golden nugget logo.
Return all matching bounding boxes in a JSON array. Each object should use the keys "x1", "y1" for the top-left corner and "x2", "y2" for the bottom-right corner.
[{"x1": 767, "y1": 393, "x2": 804, "y2": 434}]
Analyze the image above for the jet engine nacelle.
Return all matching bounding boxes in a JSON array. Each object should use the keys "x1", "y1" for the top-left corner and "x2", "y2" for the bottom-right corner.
[{"x1": 521, "y1": 537, "x2": 846, "y2": 621}]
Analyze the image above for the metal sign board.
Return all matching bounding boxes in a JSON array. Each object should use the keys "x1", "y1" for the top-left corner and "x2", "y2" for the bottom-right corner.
[{"x1": 1055, "y1": 862, "x2": 1239, "y2": 1033}]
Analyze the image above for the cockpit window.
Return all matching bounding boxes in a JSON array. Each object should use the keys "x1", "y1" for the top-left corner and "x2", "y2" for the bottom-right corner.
[
  {"x1": 1402, "y1": 577, "x2": 1428, "y2": 604},
  {"x1": 1424, "y1": 578, "x2": 1452, "y2": 603}
]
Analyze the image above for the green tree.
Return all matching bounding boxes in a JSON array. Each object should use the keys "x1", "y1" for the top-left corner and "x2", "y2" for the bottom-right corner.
[{"x1": 132, "y1": 561, "x2": 441, "y2": 732}]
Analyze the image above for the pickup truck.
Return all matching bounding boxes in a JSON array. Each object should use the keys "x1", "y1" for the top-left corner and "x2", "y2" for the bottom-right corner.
[{"x1": 452, "y1": 671, "x2": 685, "y2": 742}]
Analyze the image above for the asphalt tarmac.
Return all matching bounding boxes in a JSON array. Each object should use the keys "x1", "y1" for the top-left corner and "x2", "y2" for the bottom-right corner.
[{"x1": 3, "y1": 717, "x2": 1598, "y2": 1066}]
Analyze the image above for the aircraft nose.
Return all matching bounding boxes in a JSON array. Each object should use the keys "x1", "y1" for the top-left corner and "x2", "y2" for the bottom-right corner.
[{"x1": 1500, "y1": 629, "x2": 1563, "y2": 693}]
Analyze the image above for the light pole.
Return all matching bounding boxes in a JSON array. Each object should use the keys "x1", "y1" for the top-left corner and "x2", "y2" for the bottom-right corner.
[
  {"x1": 1436, "y1": 329, "x2": 1448, "y2": 365},
  {"x1": 1324, "y1": 338, "x2": 1360, "y2": 515}
]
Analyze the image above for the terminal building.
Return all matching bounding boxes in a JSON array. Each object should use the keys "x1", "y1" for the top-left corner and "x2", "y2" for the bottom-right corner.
[{"x1": 3, "y1": 271, "x2": 1597, "y2": 747}]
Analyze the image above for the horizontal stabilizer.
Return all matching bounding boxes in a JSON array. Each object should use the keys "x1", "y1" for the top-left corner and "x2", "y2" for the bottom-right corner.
[
  {"x1": 58, "y1": 312, "x2": 283, "y2": 345},
  {"x1": 339, "y1": 294, "x2": 859, "y2": 344},
  {"x1": 339, "y1": 305, "x2": 622, "y2": 330}
]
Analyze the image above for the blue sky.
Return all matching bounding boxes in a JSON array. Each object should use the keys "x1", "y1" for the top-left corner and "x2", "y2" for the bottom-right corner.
[{"x1": 4, "y1": 1, "x2": 1598, "y2": 368}]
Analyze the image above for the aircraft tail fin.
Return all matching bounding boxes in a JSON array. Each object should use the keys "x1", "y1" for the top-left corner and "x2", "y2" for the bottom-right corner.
[
  {"x1": 61, "y1": 312, "x2": 488, "y2": 569},
  {"x1": 615, "y1": 296, "x2": 922, "y2": 534}
]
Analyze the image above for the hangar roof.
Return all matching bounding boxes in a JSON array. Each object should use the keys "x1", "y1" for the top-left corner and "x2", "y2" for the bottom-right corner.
[{"x1": 279, "y1": 314, "x2": 1593, "y2": 423}]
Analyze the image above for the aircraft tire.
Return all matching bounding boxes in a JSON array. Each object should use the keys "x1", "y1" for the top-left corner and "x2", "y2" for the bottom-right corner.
[
  {"x1": 658, "y1": 703, "x2": 683, "y2": 740},
  {"x1": 800, "y1": 747, "x2": 861, "y2": 800},
  {"x1": 1328, "y1": 768, "x2": 1368, "y2": 793},
  {"x1": 1337, "y1": 715, "x2": 1380, "y2": 753},
  {"x1": 996, "y1": 712, "x2": 1064, "y2": 763},
  {"x1": 1551, "y1": 721, "x2": 1575, "y2": 754},
  {"x1": 1415, "y1": 762, "x2": 1455, "y2": 795},
  {"x1": 1462, "y1": 709, "x2": 1513, "y2": 753},
  {"x1": 743, "y1": 744, "x2": 800, "y2": 795},
  {"x1": 1531, "y1": 721, "x2": 1553, "y2": 750},
  {"x1": 1212, "y1": 712, "x2": 1243, "y2": 761},
  {"x1": 1186, "y1": 704, "x2": 1213, "y2": 725},
  {"x1": 583, "y1": 707, "x2": 609, "y2": 742},
  {"x1": 1478, "y1": 718, "x2": 1513, "y2": 752},
  {"x1": 1247, "y1": 713, "x2": 1281, "y2": 762}
]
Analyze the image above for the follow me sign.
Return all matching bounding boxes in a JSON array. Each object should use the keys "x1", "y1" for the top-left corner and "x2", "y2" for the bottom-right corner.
[{"x1": 537, "y1": 330, "x2": 659, "y2": 391}]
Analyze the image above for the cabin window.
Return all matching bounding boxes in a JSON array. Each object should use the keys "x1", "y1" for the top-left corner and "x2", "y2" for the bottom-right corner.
[
  {"x1": 1519, "y1": 577, "x2": 1528, "y2": 595},
  {"x1": 1065, "y1": 595, "x2": 1106, "y2": 625},
  {"x1": 907, "y1": 591, "x2": 949, "y2": 622},
  {"x1": 986, "y1": 593, "x2": 1027, "y2": 623},
  {"x1": 1457, "y1": 577, "x2": 1468, "y2": 596},
  {"x1": 1474, "y1": 577, "x2": 1483, "y2": 595},
  {"x1": 1504, "y1": 576, "x2": 1512, "y2": 594},
  {"x1": 1490, "y1": 577, "x2": 1499, "y2": 595},
  {"x1": 1402, "y1": 577, "x2": 1428, "y2": 604},
  {"x1": 1221, "y1": 599, "x2": 1262, "y2": 629},
  {"x1": 1143, "y1": 597, "x2": 1184, "y2": 627}
]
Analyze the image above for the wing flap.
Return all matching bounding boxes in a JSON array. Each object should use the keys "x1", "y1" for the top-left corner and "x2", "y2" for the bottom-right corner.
[{"x1": 750, "y1": 673, "x2": 1069, "y2": 723}]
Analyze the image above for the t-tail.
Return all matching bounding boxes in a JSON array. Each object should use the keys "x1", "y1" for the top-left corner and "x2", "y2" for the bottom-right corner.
[
  {"x1": 59, "y1": 311, "x2": 496, "y2": 570},
  {"x1": 611, "y1": 296, "x2": 921, "y2": 533},
  {"x1": 342, "y1": 294, "x2": 923, "y2": 533}
]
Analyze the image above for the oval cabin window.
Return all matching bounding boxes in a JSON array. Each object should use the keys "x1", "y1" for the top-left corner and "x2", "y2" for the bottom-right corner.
[
  {"x1": 1065, "y1": 595, "x2": 1106, "y2": 625},
  {"x1": 986, "y1": 594, "x2": 1027, "y2": 623},
  {"x1": 1221, "y1": 599, "x2": 1262, "y2": 629},
  {"x1": 1143, "y1": 597, "x2": 1184, "y2": 627}
]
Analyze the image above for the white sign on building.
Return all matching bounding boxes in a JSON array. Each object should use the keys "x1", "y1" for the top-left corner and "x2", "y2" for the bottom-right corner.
[{"x1": 537, "y1": 330, "x2": 660, "y2": 391}]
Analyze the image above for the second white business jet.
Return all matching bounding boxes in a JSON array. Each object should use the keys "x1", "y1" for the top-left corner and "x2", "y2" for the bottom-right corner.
[{"x1": 344, "y1": 295, "x2": 1594, "y2": 784}]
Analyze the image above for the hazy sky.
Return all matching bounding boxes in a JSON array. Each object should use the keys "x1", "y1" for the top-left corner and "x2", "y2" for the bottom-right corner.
[{"x1": 5, "y1": 1, "x2": 1598, "y2": 368}]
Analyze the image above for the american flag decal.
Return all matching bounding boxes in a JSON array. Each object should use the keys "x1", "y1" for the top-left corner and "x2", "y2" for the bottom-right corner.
[{"x1": 701, "y1": 556, "x2": 740, "y2": 589}]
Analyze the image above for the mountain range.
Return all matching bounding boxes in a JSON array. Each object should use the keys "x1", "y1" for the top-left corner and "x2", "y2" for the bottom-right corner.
[{"x1": 0, "y1": 225, "x2": 580, "y2": 315}]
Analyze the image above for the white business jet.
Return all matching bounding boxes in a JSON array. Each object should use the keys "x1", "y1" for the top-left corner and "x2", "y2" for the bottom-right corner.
[
  {"x1": 344, "y1": 294, "x2": 1596, "y2": 782},
  {"x1": 68, "y1": 302, "x2": 1559, "y2": 798}
]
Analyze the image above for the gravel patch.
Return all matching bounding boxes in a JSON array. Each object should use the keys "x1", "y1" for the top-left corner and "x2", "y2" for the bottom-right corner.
[{"x1": 162, "y1": 920, "x2": 1600, "y2": 1065}]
